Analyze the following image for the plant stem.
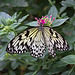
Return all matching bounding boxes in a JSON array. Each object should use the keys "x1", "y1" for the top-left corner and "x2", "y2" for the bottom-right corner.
[
  {"x1": 32, "y1": 66, "x2": 40, "y2": 75},
  {"x1": 20, "y1": 65, "x2": 28, "y2": 75},
  {"x1": 48, "y1": 0, "x2": 53, "y2": 6},
  {"x1": 68, "y1": 65, "x2": 75, "y2": 75}
]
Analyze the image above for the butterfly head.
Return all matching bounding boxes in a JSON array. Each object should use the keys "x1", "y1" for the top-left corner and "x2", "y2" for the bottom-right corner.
[{"x1": 35, "y1": 15, "x2": 55, "y2": 27}]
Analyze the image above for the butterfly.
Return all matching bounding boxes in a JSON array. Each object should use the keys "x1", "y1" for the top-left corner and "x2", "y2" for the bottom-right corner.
[{"x1": 6, "y1": 23, "x2": 69, "y2": 58}]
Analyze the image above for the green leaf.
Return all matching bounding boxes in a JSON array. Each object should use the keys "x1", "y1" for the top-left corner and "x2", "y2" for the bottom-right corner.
[
  {"x1": 7, "y1": 31, "x2": 15, "y2": 40},
  {"x1": 70, "y1": 14, "x2": 75, "y2": 27},
  {"x1": 16, "y1": 26, "x2": 28, "y2": 32},
  {"x1": 0, "y1": 61, "x2": 9, "y2": 71},
  {"x1": 61, "y1": 69, "x2": 75, "y2": 75},
  {"x1": 73, "y1": 20, "x2": 75, "y2": 26},
  {"x1": 66, "y1": 35, "x2": 75, "y2": 45},
  {"x1": 48, "y1": 66, "x2": 64, "y2": 74},
  {"x1": 61, "y1": 13, "x2": 67, "y2": 17},
  {"x1": 1, "y1": 35, "x2": 9, "y2": 42},
  {"x1": 52, "y1": 18, "x2": 69, "y2": 27},
  {"x1": 0, "y1": 30, "x2": 7, "y2": 36},
  {"x1": 23, "y1": 54, "x2": 37, "y2": 62},
  {"x1": 47, "y1": 5, "x2": 58, "y2": 19},
  {"x1": 0, "y1": 12, "x2": 11, "y2": 20},
  {"x1": 9, "y1": 70, "x2": 16, "y2": 75},
  {"x1": 24, "y1": 72, "x2": 33, "y2": 75},
  {"x1": 52, "y1": 61, "x2": 68, "y2": 67},
  {"x1": 61, "y1": 0, "x2": 75, "y2": 8},
  {"x1": 9, "y1": 23, "x2": 21, "y2": 29},
  {"x1": 37, "y1": 70, "x2": 46, "y2": 75},
  {"x1": 11, "y1": 12, "x2": 18, "y2": 20},
  {"x1": 59, "y1": 7, "x2": 67, "y2": 14},
  {"x1": 0, "y1": 18, "x2": 8, "y2": 26},
  {"x1": 0, "y1": 44, "x2": 7, "y2": 61},
  {"x1": 16, "y1": 52, "x2": 37, "y2": 65},
  {"x1": 26, "y1": 21, "x2": 38, "y2": 26},
  {"x1": 0, "y1": 12, "x2": 11, "y2": 25},
  {"x1": 61, "y1": 55, "x2": 75, "y2": 64},
  {"x1": 62, "y1": 24, "x2": 74, "y2": 32},
  {"x1": 18, "y1": 14, "x2": 29, "y2": 23},
  {"x1": 11, "y1": 60, "x2": 20, "y2": 70},
  {"x1": 62, "y1": 24, "x2": 75, "y2": 45},
  {"x1": 28, "y1": 65, "x2": 38, "y2": 71}
]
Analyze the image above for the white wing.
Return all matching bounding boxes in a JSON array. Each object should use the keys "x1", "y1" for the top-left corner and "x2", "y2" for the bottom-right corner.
[
  {"x1": 29, "y1": 31, "x2": 46, "y2": 58},
  {"x1": 6, "y1": 28, "x2": 39, "y2": 54},
  {"x1": 43, "y1": 27, "x2": 69, "y2": 57}
]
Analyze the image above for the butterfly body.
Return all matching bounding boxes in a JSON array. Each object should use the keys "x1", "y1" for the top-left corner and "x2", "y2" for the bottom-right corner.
[{"x1": 6, "y1": 24, "x2": 69, "y2": 58}]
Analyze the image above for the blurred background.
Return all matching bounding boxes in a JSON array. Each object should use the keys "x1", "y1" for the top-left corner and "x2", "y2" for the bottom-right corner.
[{"x1": 0, "y1": 0, "x2": 75, "y2": 75}]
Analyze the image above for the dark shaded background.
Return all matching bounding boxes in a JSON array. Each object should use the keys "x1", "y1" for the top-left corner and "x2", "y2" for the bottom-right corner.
[{"x1": 0, "y1": 0, "x2": 75, "y2": 75}]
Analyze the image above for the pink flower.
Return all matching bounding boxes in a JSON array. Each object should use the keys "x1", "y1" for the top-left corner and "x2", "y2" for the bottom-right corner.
[
  {"x1": 53, "y1": 18, "x2": 55, "y2": 21},
  {"x1": 35, "y1": 15, "x2": 55, "y2": 26},
  {"x1": 49, "y1": 15, "x2": 55, "y2": 24},
  {"x1": 50, "y1": 15, "x2": 52, "y2": 18},
  {"x1": 40, "y1": 19, "x2": 45, "y2": 25}
]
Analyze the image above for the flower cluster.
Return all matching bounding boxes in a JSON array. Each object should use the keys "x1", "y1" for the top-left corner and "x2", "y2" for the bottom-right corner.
[{"x1": 35, "y1": 15, "x2": 55, "y2": 26}]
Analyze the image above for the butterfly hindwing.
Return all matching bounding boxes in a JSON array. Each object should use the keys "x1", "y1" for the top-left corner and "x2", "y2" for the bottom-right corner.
[
  {"x1": 44, "y1": 27, "x2": 56, "y2": 57},
  {"x1": 6, "y1": 28, "x2": 39, "y2": 54},
  {"x1": 30, "y1": 31, "x2": 46, "y2": 58}
]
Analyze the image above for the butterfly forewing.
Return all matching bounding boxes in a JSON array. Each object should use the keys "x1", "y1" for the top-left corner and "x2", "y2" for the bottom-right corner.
[
  {"x1": 44, "y1": 27, "x2": 69, "y2": 57},
  {"x1": 6, "y1": 28, "x2": 39, "y2": 54}
]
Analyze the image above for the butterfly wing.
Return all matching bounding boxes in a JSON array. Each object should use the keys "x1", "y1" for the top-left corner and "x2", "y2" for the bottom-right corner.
[
  {"x1": 29, "y1": 30, "x2": 46, "y2": 58},
  {"x1": 6, "y1": 26, "x2": 69, "y2": 58},
  {"x1": 43, "y1": 27, "x2": 69, "y2": 57},
  {"x1": 6, "y1": 27, "x2": 46, "y2": 58},
  {"x1": 6, "y1": 28, "x2": 39, "y2": 54}
]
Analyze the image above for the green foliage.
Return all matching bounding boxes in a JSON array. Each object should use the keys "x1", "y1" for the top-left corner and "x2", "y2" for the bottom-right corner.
[{"x1": 0, "y1": 0, "x2": 75, "y2": 75}]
